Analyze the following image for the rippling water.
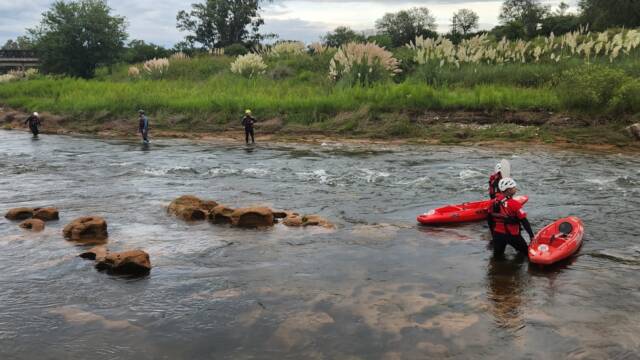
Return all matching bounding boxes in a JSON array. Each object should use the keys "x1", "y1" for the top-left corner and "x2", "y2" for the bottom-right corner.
[{"x1": 1, "y1": 130, "x2": 639, "y2": 359}]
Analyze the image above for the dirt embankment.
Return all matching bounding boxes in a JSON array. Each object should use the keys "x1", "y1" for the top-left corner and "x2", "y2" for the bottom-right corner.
[{"x1": 2, "y1": 107, "x2": 638, "y2": 151}]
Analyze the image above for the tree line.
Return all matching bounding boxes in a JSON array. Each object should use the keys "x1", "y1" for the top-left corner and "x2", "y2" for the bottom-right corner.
[{"x1": 1, "y1": 0, "x2": 639, "y2": 78}]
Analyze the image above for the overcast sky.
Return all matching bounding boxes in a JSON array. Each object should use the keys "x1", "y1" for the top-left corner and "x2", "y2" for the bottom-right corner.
[{"x1": 1, "y1": 0, "x2": 578, "y2": 47}]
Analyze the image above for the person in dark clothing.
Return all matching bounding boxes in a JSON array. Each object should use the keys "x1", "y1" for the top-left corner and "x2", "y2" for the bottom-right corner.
[
  {"x1": 138, "y1": 110, "x2": 149, "y2": 144},
  {"x1": 241, "y1": 109, "x2": 255, "y2": 144},
  {"x1": 488, "y1": 163, "x2": 503, "y2": 199},
  {"x1": 487, "y1": 178, "x2": 535, "y2": 257},
  {"x1": 24, "y1": 112, "x2": 41, "y2": 136}
]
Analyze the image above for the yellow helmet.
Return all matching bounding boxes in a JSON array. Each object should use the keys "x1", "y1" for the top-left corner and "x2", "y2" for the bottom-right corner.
[{"x1": 245, "y1": 109, "x2": 252, "y2": 115}]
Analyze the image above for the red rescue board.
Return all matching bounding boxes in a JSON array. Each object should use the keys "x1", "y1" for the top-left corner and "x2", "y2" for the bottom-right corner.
[{"x1": 417, "y1": 196, "x2": 529, "y2": 225}]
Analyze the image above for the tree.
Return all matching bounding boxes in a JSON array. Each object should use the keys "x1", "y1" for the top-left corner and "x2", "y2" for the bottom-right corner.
[
  {"x1": 579, "y1": 0, "x2": 640, "y2": 30},
  {"x1": 176, "y1": 0, "x2": 271, "y2": 49},
  {"x1": 28, "y1": 0, "x2": 127, "y2": 78},
  {"x1": 323, "y1": 26, "x2": 365, "y2": 47},
  {"x1": 375, "y1": 7, "x2": 437, "y2": 48},
  {"x1": 499, "y1": 0, "x2": 549, "y2": 38},
  {"x1": 2, "y1": 36, "x2": 34, "y2": 50},
  {"x1": 452, "y1": 9, "x2": 479, "y2": 35},
  {"x1": 123, "y1": 40, "x2": 171, "y2": 64},
  {"x1": 555, "y1": 2, "x2": 570, "y2": 16}
]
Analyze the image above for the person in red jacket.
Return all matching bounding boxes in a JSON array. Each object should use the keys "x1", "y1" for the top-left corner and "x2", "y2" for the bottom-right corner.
[
  {"x1": 488, "y1": 163, "x2": 503, "y2": 199},
  {"x1": 487, "y1": 178, "x2": 534, "y2": 257}
]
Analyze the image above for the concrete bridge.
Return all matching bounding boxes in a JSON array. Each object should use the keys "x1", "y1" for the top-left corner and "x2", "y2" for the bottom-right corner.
[{"x1": 0, "y1": 50, "x2": 40, "y2": 69}]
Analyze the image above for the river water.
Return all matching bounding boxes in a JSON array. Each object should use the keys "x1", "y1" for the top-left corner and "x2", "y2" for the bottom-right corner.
[{"x1": 1, "y1": 130, "x2": 639, "y2": 359}]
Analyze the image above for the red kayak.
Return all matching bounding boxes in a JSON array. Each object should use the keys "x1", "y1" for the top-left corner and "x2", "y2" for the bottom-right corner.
[
  {"x1": 529, "y1": 217, "x2": 584, "y2": 265},
  {"x1": 417, "y1": 196, "x2": 529, "y2": 225}
]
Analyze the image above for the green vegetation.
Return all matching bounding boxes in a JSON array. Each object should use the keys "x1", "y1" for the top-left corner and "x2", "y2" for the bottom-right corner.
[{"x1": 1, "y1": 0, "x2": 639, "y2": 145}]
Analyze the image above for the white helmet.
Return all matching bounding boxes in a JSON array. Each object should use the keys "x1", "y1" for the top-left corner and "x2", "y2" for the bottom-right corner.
[
  {"x1": 494, "y1": 163, "x2": 502, "y2": 173},
  {"x1": 498, "y1": 177, "x2": 517, "y2": 192},
  {"x1": 33, "y1": 112, "x2": 39, "y2": 117}
]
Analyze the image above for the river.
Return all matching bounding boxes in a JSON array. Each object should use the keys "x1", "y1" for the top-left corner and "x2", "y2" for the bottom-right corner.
[{"x1": 1, "y1": 130, "x2": 639, "y2": 359}]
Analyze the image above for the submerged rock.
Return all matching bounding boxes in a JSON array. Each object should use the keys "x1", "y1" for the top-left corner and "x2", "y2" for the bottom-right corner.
[
  {"x1": 627, "y1": 123, "x2": 640, "y2": 140},
  {"x1": 33, "y1": 207, "x2": 59, "y2": 221},
  {"x1": 63, "y1": 216, "x2": 108, "y2": 242},
  {"x1": 79, "y1": 246, "x2": 109, "y2": 261},
  {"x1": 231, "y1": 207, "x2": 274, "y2": 228},
  {"x1": 210, "y1": 204, "x2": 235, "y2": 224},
  {"x1": 96, "y1": 250, "x2": 151, "y2": 275},
  {"x1": 282, "y1": 213, "x2": 334, "y2": 228},
  {"x1": 168, "y1": 195, "x2": 216, "y2": 221},
  {"x1": 19, "y1": 218, "x2": 45, "y2": 232},
  {"x1": 5, "y1": 208, "x2": 34, "y2": 221}
]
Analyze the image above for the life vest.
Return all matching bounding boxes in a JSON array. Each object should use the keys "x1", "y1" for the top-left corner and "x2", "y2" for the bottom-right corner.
[
  {"x1": 489, "y1": 196, "x2": 522, "y2": 236},
  {"x1": 489, "y1": 172, "x2": 502, "y2": 199}
]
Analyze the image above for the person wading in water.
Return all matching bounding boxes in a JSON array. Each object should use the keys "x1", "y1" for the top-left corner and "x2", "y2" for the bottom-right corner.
[
  {"x1": 489, "y1": 163, "x2": 504, "y2": 199},
  {"x1": 487, "y1": 178, "x2": 535, "y2": 258},
  {"x1": 138, "y1": 110, "x2": 150, "y2": 144},
  {"x1": 24, "y1": 112, "x2": 42, "y2": 137},
  {"x1": 241, "y1": 109, "x2": 256, "y2": 144}
]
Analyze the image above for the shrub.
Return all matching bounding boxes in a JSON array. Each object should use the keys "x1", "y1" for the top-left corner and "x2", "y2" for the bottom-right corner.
[
  {"x1": 557, "y1": 65, "x2": 630, "y2": 111},
  {"x1": 230, "y1": 53, "x2": 267, "y2": 78},
  {"x1": 609, "y1": 79, "x2": 640, "y2": 114},
  {"x1": 170, "y1": 52, "x2": 189, "y2": 60},
  {"x1": 268, "y1": 65, "x2": 295, "y2": 80},
  {"x1": 329, "y1": 42, "x2": 401, "y2": 86},
  {"x1": 128, "y1": 66, "x2": 140, "y2": 79},
  {"x1": 270, "y1": 41, "x2": 306, "y2": 57},
  {"x1": 225, "y1": 43, "x2": 248, "y2": 57},
  {"x1": 143, "y1": 58, "x2": 170, "y2": 79}
]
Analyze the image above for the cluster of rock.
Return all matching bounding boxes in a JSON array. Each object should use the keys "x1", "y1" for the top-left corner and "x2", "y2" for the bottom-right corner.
[
  {"x1": 5, "y1": 207, "x2": 59, "y2": 232},
  {"x1": 4, "y1": 207, "x2": 151, "y2": 276},
  {"x1": 167, "y1": 195, "x2": 334, "y2": 229}
]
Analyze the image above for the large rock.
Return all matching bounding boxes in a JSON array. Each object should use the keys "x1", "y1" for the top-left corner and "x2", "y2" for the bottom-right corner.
[
  {"x1": 63, "y1": 216, "x2": 108, "y2": 242},
  {"x1": 79, "y1": 246, "x2": 109, "y2": 261},
  {"x1": 33, "y1": 207, "x2": 59, "y2": 221},
  {"x1": 5, "y1": 207, "x2": 34, "y2": 221},
  {"x1": 19, "y1": 218, "x2": 45, "y2": 232},
  {"x1": 96, "y1": 250, "x2": 151, "y2": 275},
  {"x1": 231, "y1": 207, "x2": 274, "y2": 228},
  {"x1": 627, "y1": 123, "x2": 640, "y2": 140},
  {"x1": 210, "y1": 204, "x2": 235, "y2": 224},
  {"x1": 168, "y1": 195, "x2": 217, "y2": 221}
]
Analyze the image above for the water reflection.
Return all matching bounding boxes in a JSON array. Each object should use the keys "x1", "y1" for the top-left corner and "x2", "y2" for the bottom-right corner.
[{"x1": 486, "y1": 256, "x2": 528, "y2": 331}]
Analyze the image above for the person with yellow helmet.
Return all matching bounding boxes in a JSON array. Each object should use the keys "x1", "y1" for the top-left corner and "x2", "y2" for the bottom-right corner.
[{"x1": 241, "y1": 109, "x2": 256, "y2": 144}]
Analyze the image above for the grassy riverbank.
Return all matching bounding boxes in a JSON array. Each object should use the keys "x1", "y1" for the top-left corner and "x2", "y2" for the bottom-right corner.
[{"x1": 1, "y1": 29, "x2": 639, "y2": 146}]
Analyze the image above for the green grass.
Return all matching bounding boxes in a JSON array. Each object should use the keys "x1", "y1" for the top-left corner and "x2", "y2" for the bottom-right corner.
[
  {"x1": 0, "y1": 74, "x2": 560, "y2": 120},
  {"x1": 1, "y1": 50, "x2": 638, "y2": 146}
]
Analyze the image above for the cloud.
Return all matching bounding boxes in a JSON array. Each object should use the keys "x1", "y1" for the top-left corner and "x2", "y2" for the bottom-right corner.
[{"x1": 0, "y1": 0, "x2": 580, "y2": 47}]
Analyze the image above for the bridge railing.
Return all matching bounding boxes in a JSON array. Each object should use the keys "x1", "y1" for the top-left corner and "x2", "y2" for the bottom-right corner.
[{"x1": 0, "y1": 50, "x2": 39, "y2": 59}]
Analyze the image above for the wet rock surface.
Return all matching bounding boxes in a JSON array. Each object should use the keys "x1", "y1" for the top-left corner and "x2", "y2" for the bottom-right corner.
[
  {"x1": 33, "y1": 207, "x2": 60, "y2": 221},
  {"x1": 63, "y1": 216, "x2": 108, "y2": 242},
  {"x1": 168, "y1": 195, "x2": 216, "y2": 221},
  {"x1": 5, "y1": 207, "x2": 60, "y2": 221},
  {"x1": 231, "y1": 207, "x2": 274, "y2": 228},
  {"x1": 95, "y1": 250, "x2": 151, "y2": 275},
  {"x1": 19, "y1": 218, "x2": 45, "y2": 232},
  {"x1": 79, "y1": 246, "x2": 110, "y2": 261},
  {"x1": 5, "y1": 208, "x2": 35, "y2": 221}
]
